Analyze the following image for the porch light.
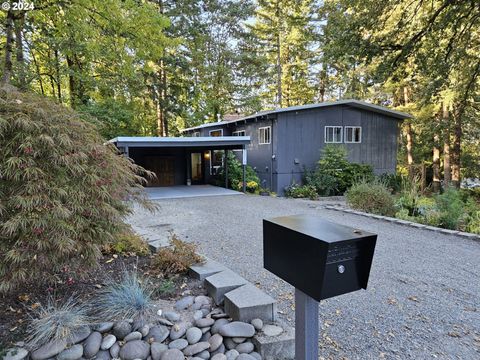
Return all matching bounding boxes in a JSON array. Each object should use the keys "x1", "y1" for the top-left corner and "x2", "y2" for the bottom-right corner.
[{"x1": 204, "y1": 151, "x2": 210, "y2": 160}]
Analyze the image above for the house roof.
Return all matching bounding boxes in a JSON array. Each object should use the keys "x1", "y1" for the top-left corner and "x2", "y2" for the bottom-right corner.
[
  {"x1": 108, "y1": 136, "x2": 250, "y2": 148},
  {"x1": 182, "y1": 99, "x2": 413, "y2": 132}
]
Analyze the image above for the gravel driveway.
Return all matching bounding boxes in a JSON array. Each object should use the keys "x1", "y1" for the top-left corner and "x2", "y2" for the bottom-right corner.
[{"x1": 129, "y1": 194, "x2": 480, "y2": 359}]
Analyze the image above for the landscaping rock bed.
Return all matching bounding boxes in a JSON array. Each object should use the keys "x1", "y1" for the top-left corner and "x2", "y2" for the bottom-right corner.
[{"x1": 4, "y1": 295, "x2": 286, "y2": 360}]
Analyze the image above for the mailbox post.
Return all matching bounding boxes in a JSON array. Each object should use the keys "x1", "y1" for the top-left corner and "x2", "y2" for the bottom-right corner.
[{"x1": 263, "y1": 215, "x2": 377, "y2": 360}]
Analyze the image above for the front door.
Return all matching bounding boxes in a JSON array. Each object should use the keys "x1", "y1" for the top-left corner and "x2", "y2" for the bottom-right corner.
[
  {"x1": 144, "y1": 156, "x2": 175, "y2": 186},
  {"x1": 191, "y1": 152, "x2": 204, "y2": 184}
]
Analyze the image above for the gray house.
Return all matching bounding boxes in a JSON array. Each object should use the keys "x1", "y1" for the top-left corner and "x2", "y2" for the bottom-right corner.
[{"x1": 183, "y1": 100, "x2": 411, "y2": 195}]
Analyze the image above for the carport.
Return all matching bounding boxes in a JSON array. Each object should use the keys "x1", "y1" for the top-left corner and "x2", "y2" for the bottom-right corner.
[{"x1": 108, "y1": 136, "x2": 250, "y2": 192}]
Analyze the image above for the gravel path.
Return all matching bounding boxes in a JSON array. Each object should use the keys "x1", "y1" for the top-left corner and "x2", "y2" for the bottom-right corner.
[{"x1": 129, "y1": 194, "x2": 480, "y2": 359}]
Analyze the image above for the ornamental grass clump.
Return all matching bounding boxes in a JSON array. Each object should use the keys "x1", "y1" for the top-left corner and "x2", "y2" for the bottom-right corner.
[
  {"x1": 346, "y1": 178, "x2": 396, "y2": 216},
  {"x1": 91, "y1": 271, "x2": 155, "y2": 321},
  {"x1": 26, "y1": 297, "x2": 91, "y2": 350},
  {"x1": 0, "y1": 89, "x2": 153, "y2": 293}
]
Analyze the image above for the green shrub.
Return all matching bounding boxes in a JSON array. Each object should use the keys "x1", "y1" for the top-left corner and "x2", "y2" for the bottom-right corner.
[
  {"x1": 346, "y1": 179, "x2": 396, "y2": 216},
  {"x1": 284, "y1": 183, "x2": 318, "y2": 200},
  {"x1": 305, "y1": 145, "x2": 374, "y2": 195},
  {"x1": 395, "y1": 176, "x2": 423, "y2": 216},
  {"x1": 27, "y1": 298, "x2": 91, "y2": 349},
  {"x1": 435, "y1": 188, "x2": 466, "y2": 230},
  {"x1": 91, "y1": 272, "x2": 154, "y2": 321},
  {"x1": 466, "y1": 211, "x2": 480, "y2": 234},
  {"x1": 153, "y1": 234, "x2": 204, "y2": 276},
  {"x1": 378, "y1": 173, "x2": 404, "y2": 193},
  {"x1": 0, "y1": 90, "x2": 154, "y2": 293},
  {"x1": 103, "y1": 227, "x2": 150, "y2": 256},
  {"x1": 217, "y1": 152, "x2": 260, "y2": 192}
]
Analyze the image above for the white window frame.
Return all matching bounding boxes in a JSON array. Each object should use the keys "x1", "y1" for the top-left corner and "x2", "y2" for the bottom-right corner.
[
  {"x1": 344, "y1": 126, "x2": 362, "y2": 143},
  {"x1": 259, "y1": 126, "x2": 271, "y2": 145},
  {"x1": 209, "y1": 129, "x2": 223, "y2": 137},
  {"x1": 324, "y1": 126, "x2": 343, "y2": 143},
  {"x1": 232, "y1": 130, "x2": 246, "y2": 136},
  {"x1": 192, "y1": 131, "x2": 200, "y2": 137}
]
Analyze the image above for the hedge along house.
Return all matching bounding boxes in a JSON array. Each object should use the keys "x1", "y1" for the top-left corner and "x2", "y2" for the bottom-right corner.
[
  {"x1": 183, "y1": 100, "x2": 412, "y2": 195},
  {"x1": 108, "y1": 136, "x2": 250, "y2": 189}
]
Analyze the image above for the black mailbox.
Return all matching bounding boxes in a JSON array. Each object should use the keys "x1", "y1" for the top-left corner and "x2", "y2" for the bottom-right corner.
[{"x1": 263, "y1": 215, "x2": 377, "y2": 301}]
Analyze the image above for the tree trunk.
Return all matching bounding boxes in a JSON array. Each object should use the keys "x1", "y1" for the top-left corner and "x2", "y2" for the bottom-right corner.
[
  {"x1": 54, "y1": 50, "x2": 62, "y2": 102},
  {"x1": 442, "y1": 103, "x2": 451, "y2": 187},
  {"x1": 162, "y1": 58, "x2": 168, "y2": 136},
  {"x1": 14, "y1": 12, "x2": 26, "y2": 90},
  {"x1": 1, "y1": 10, "x2": 15, "y2": 86},
  {"x1": 405, "y1": 122, "x2": 414, "y2": 167},
  {"x1": 451, "y1": 106, "x2": 462, "y2": 188},
  {"x1": 66, "y1": 55, "x2": 76, "y2": 107},
  {"x1": 155, "y1": 82, "x2": 164, "y2": 137},
  {"x1": 275, "y1": 3, "x2": 282, "y2": 107},
  {"x1": 31, "y1": 50, "x2": 45, "y2": 95},
  {"x1": 432, "y1": 132, "x2": 441, "y2": 193}
]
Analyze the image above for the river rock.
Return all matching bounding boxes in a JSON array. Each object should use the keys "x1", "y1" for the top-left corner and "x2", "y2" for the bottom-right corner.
[
  {"x1": 250, "y1": 319, "x2": 263, "y2": 331},
  {"x1": 211, "y1": 319, "x2": 229, "y2": 334},
  {"x1": 211, "y1": 344, "x2": 225, "y2": 356},
  {"x1": 31, "y1": 339, "x2": 67, "y2": 360},
  {"x1": 101, "y1": 334, "x2": 117, "y2": 350},
  {"x1": 196, "y1": 350, "x2": 210, "y2": 359},
  {"x1": 124, "y1": 331, "x2": 142, "y2": 342},
  {"x1": 150, "y1": 343, "x2": 168, "y2": 360},
  {"x1": 186, "y1": 327, "x2": 202, "y2": 344},
  {"x1": 57, "y1": 344, "x2": 83, "y2": 360},
  {"x1": 146, "y1": 325, "x2": 170, "y2": 343},
  {"x1": 119, "y1": 340, "x2": 150, "y2": 360},
  {"x1": 224, "y1": 338, "x2": 236, "y2": 350},
  {"x1": 219, "y1": 322, "x2": 255, "y2": 338},
  {"x1": 94, "y1": 322, "x2": 114, "y2": 333},
  {"x1": 174, "y1": 296, "x2": 194, "y2": 310},
  {"x1": 182, "y1": 342, "x2": 210, "y2": 356},
  {"x1": 262, "y1": 324, "x2": 283, "y2": 337},
  {"x1": 113, "y1": 321, "x2": 132, "y2": 340},
  {"x1": 211, "y1": 313, "x2": 229, "y2": 319},
  {"x1": 158, "y1": 318, "x2": 173, "y2": 326},
  {"x1": 208, "y1": 334, "x2": 223, "y2": 352},
  {"x1": 160, "y1": 349, "x2": 183, "y2": 360},
  {"x1": 168, "y1": 339, "x2": 188, "y2": 350},
  {"x1": 236, "y1": 354, "x2": 256, "y2": 360},
  {"x1": 109, "y1": 342, "x2": 120, "y2": 358},
  {"x1": 3, "y1": 348, "x2": 28, "y2": 360},
  {"x1": 83, "y1": 332, "x2": 102, "y2": 359},
  {"x1": 193, "y1": 310, "x2": 204, "y2": 321},
  {"x1": 211, "y1": 354, "x2": 226, "y2": 360},
  {"x1": 68, "y1": 326, "x2": 91, "y2": 345},
  {"x1": 163, "y1": 311, "x2": 181, "y2": 322},
  {"x1": 250, "y1": 352, "x2": 261, "y2": 360},
  {"x1": 225, "y1": 350, "x2": 240, "y2": 360},
  {"x1": 140, "y1": 325, "x2": 150, "y2": 337},
  {"x1": 95, "y1": 350, "x2": 111, "y2": 360},
  {"x1": 232, "y1": 337, "x2": 246, "y2": 344},
  {"x1": 201, "y1": 327, "x2": 211, "y2": 334},
  {"x1": 236, "y1": 342, "x2": 254, "y2": 354},
  {"x1": 169, "y1": 322, "x2": 188, "y2": 340},
  {"x1": 195, "y1": 318, "x2": 215, "y2": 328}
]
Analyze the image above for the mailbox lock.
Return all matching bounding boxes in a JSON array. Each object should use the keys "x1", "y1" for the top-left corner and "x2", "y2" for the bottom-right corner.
[{"x1": 337, "y1": 264, "x2": 345, "y2": 274}]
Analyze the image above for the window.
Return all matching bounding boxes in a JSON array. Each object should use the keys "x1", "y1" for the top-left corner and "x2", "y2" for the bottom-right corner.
[
  {"x1": 232, "y1": 130, "x2": 246, "y2": 136},
  {"x1": 192, "y1": 131, "x2": 200, "y2": 137},
  {"x1": 259, "y1": 126, "x2": 271, "y2": 145},
  {"x1": 325, "y1": 126, "x2": 343, "y2": 143},
  {"x1": 345, "y1": 126, "x2": 362, "y2": 143},
  {"x1": 210, "y1": 150, "x2": 224, "y2": 175},
  {"x1": 209, "y1": 129, "x2": 223, "y2": 137}
]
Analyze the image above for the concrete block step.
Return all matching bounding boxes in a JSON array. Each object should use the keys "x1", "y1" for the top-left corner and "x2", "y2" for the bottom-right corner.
[
  {"x1": 189, "y1": 257, "x2": 228, "y2": 282},
  {"x1": 204, "y1": 269, "x2": 248, "y2": 305},
  {"x1": 252, "y1": 323, "x2": 295, "y2": 360},
  {"x1": 224, "y1": 283, "x2": 277, "y2": 323}
]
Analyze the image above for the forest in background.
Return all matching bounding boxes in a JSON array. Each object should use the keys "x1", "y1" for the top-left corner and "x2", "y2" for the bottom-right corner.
[{"x1": 0, "y1": 0, "x2": 479, "y2": 186}]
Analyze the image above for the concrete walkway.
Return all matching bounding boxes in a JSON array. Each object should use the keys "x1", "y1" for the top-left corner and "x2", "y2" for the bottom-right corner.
[
  {"x1": 145, "y1": 185, "x2": 242, "y2": 200},
  {"x1": 128, "y1": 195, "x2": 480, "y2": 359}
]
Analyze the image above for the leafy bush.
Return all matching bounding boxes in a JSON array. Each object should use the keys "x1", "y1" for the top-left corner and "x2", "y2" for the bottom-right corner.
[
  {"x1": 0, "y1": 90, "x2": 153, "y2": 292},
  {"x1": 284, "y1": 183, "x2": 318, "y2": 200},
  {"x1": 103, "y1": 227, "x2": 150, "y2": 256},
  {"x1": 378, "y1": 173, "x2": 404, "y2": 193},
  {"x1": 346, "y1": 179, "x2": 396, "y2": 216},
  {"x1": 27, "y1": 298, "x2": 91, "y2": 349},
  {"x1": 466, "y1": 211, "x2": 480, "y2": 234},
  {"x1": 217, "y1": 152, "x2": 260, "y2": 192},
  {"x1": 395, "y1": 176, "x2": 423, "y2": 216},
  {"x1": 435, "y1": 188, "x2": 468, "y2": 230},
  {"x1": 91, "y1": 272, "x2": 154, "y2": 321},
  {"x1": 304, "y1": 145, "x2": 374, "y2": 195},
  {"x1": 153, "y1": 234, "x2": 204, "y2": 276}
]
